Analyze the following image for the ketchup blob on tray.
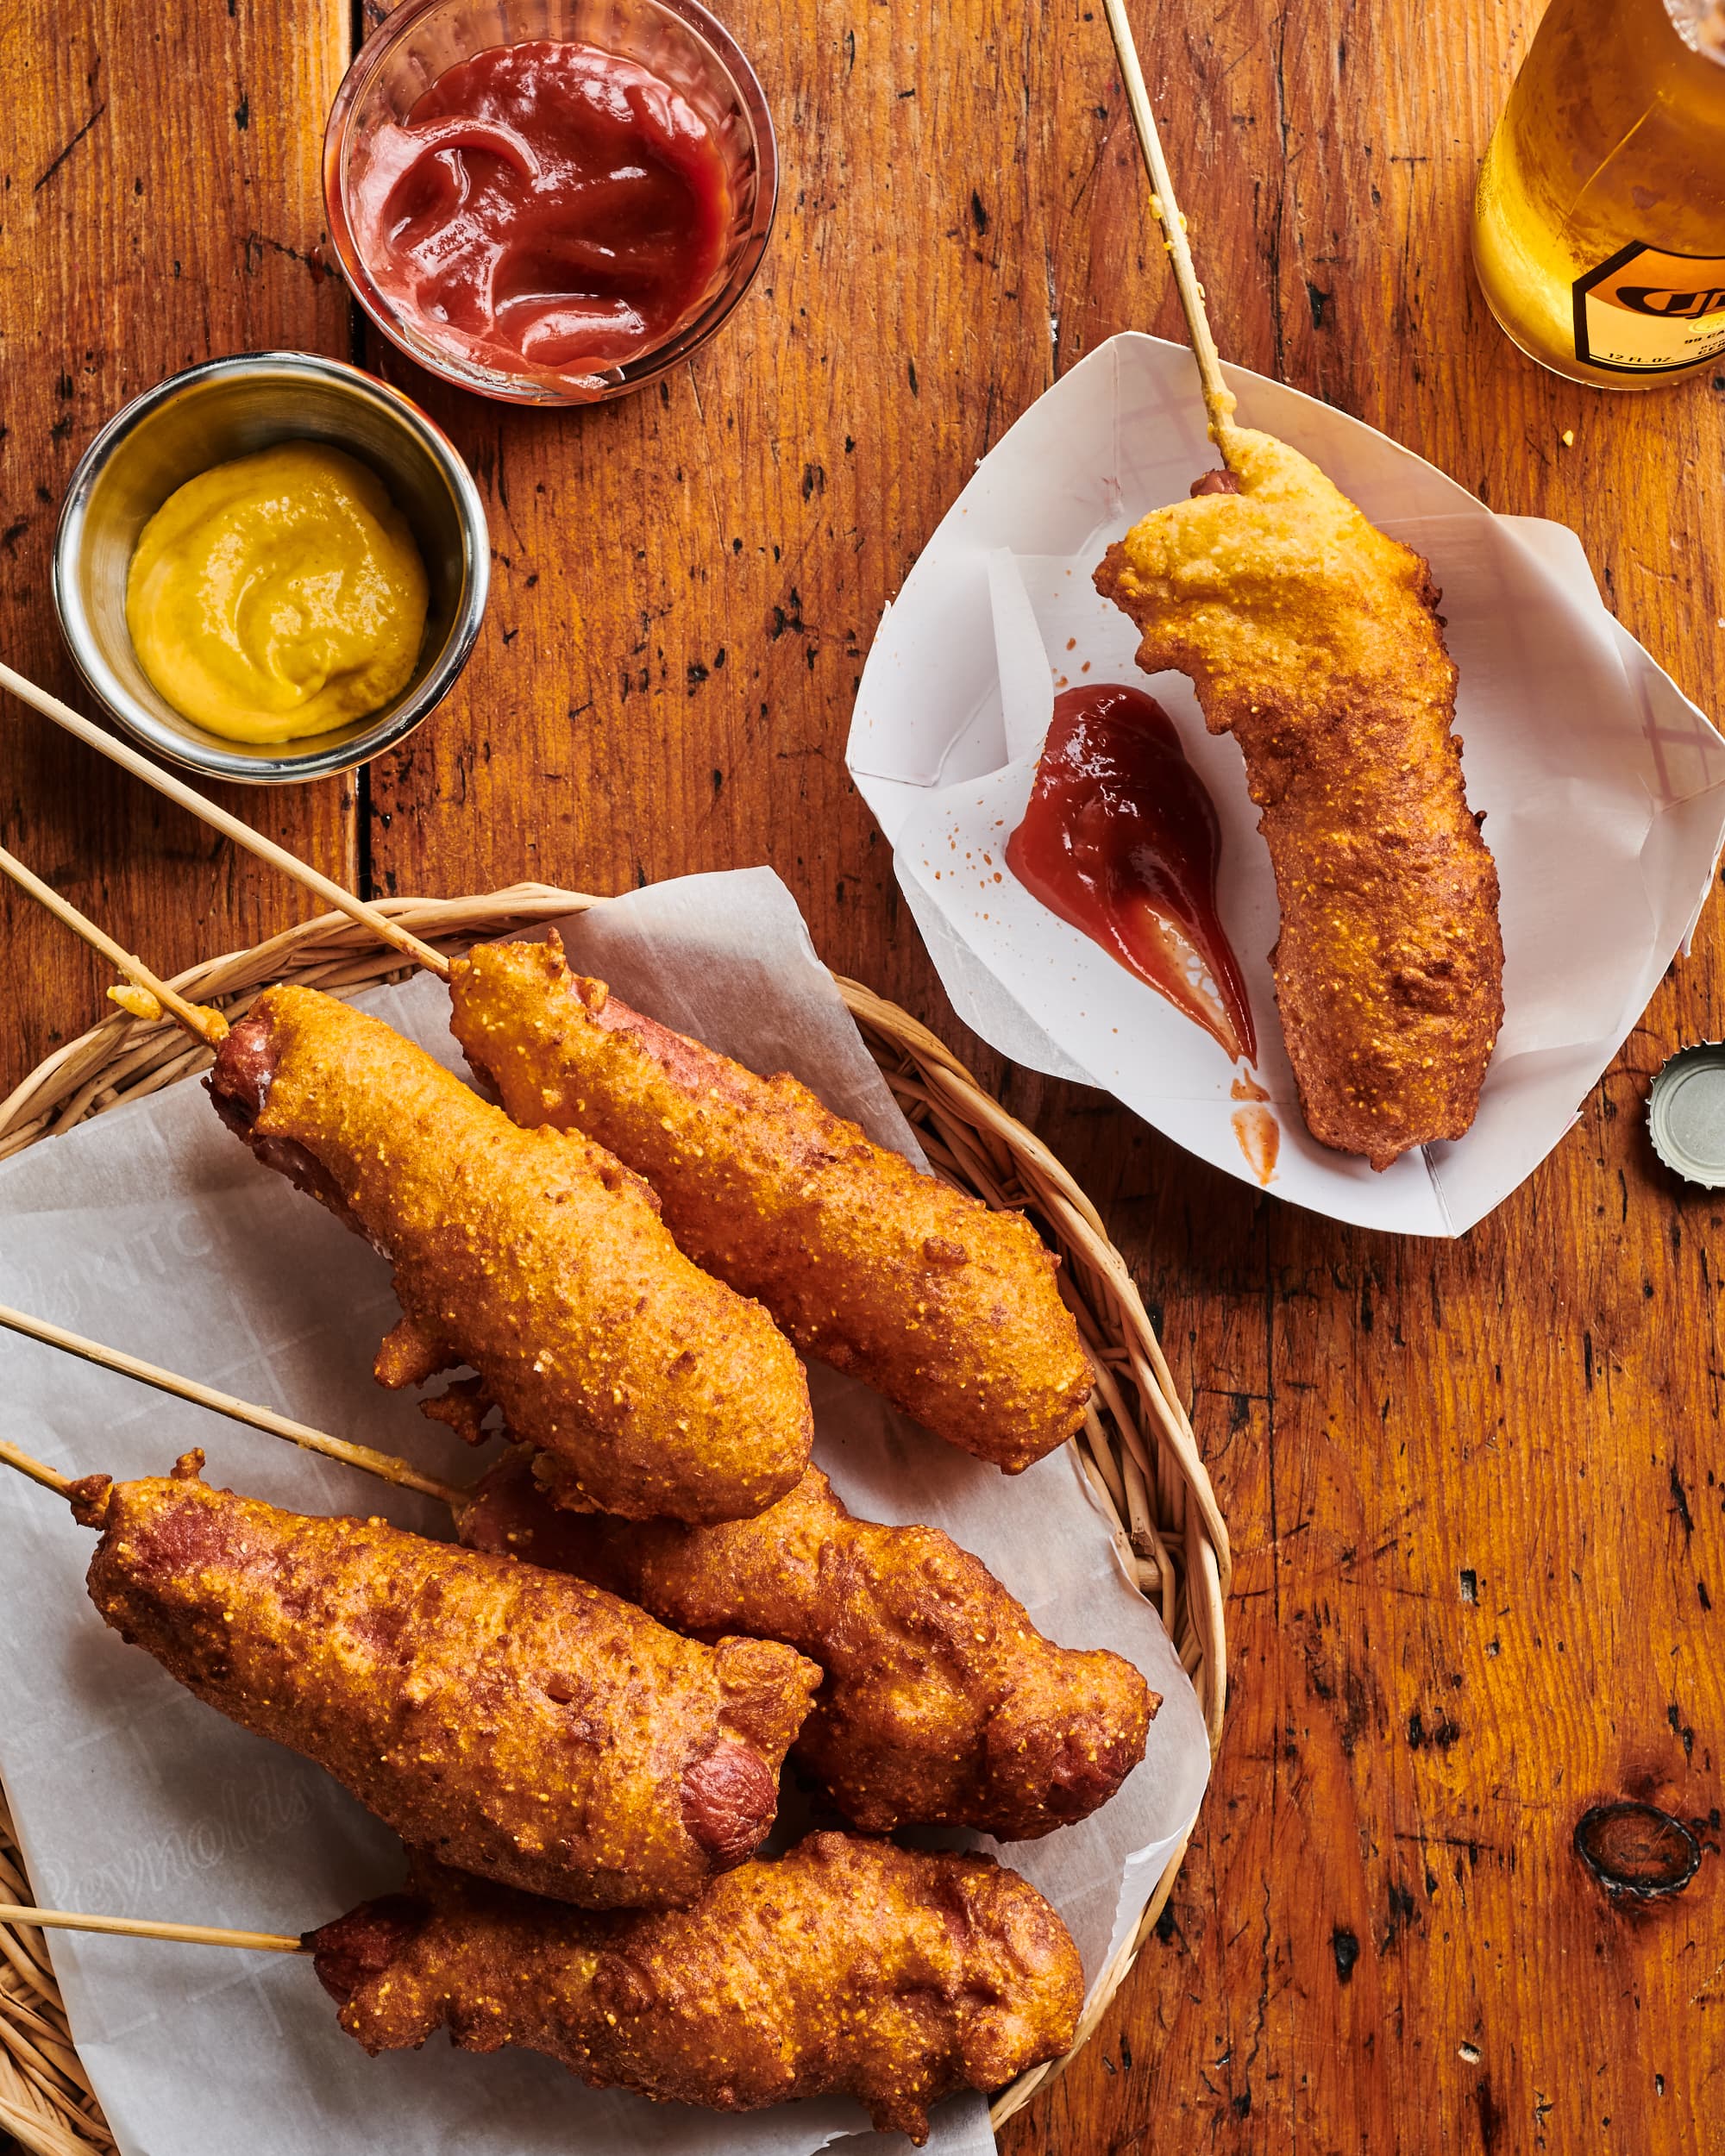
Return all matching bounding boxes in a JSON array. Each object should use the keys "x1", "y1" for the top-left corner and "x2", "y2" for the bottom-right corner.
[
  {"x1": 1007, "y1": 683, "x2": 1257, "y2": 1066},
  {"x1": 353, "y1": 40, "x2": 734, "y2": 386}
]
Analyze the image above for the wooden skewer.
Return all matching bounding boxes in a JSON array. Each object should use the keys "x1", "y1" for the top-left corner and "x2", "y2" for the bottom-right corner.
[
  {"x1": 1100, "y1": 0, "x2": 1242, "y2": 461},
  {"x1": 0, "y1": 661, "x2": 451, "y2": 981},
  {"x1": 0, "y1": 1902, "x2": 302, "y2": 1954},
  {"x1": 0, "y1": 1434, "x2": 73, "y2": 1499},
  {"x1": 0, "y1": 1302, "x2": 467, "y2": 1509},
  {"x1": 0, "y1": 839, "x2": 229, "y2": 1047}
]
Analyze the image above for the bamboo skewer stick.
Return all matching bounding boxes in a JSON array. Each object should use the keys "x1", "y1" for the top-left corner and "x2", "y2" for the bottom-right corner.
[
  {"x1": 0, "y1": 841, "x2": 229, "y2": 1048},
  {"x1": 0, "y1": 1304, "x2": 467, "y2": 1509},
  {"x1": 0, "y1": 1436, "x2": 72, "y2": 1500},
  {"x1": 1099, "y1": 0, "x2": 1241, "y2": 461},
  {"x1": 0, "y1": 1904, "x2": 302, "y2": 1955},
  {"x1": 0, "y1": 661, "x2": 450, "y2": 981}
]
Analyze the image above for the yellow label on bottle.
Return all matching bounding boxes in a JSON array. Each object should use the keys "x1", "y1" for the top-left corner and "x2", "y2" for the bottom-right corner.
[{"x1": 1574, "y1": 241, "x2": 1725, "y2": 373}]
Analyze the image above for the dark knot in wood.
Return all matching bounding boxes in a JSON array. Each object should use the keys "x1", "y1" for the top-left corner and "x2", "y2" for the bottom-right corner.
[{"x1": 1573, "y1": 1802, "x2": 1701, "y2": 1901}]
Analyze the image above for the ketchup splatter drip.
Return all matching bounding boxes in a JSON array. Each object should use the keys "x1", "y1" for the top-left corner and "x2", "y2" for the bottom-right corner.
[
  {"x1": 356, "y1": 41, "x2": 733, "y2": 383},
  {"x1": 1007, "y1": 683, "x2": 1257, "y2": 1064}
]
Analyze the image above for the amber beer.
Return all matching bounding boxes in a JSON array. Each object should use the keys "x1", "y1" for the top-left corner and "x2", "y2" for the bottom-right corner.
[{"x1": 1473, "y1": 0, "x2": 1725, "y2": 387}]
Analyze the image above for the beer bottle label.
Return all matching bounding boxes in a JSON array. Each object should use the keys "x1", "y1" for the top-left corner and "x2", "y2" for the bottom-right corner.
[{"x1": 1573, "y1": 241, "x2": 1725, "y2": 373}]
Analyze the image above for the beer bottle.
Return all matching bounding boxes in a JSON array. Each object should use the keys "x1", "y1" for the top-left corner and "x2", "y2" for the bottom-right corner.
[{"x1": 1473, "y1": 0, "x2": 1725, "y2": 388}]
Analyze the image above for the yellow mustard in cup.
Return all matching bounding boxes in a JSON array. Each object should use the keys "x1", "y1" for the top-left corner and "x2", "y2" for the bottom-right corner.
[{"x1": 125, "y1": 441, "x2": 429, "y2": 744}]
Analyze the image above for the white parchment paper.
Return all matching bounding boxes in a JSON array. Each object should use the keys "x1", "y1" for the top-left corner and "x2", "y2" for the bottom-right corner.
[
  {"x1": 0, "y1": 868, "x2": 1208, "y2": 2156},
  {"x1": 846, "y1": 332, "x2": 1725, "y2": 1235}
]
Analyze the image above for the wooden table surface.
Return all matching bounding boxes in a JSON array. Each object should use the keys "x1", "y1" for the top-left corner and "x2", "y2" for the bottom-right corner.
[{"x1": 3, "y1": 1, "x2": 1722, "y2": 2150}]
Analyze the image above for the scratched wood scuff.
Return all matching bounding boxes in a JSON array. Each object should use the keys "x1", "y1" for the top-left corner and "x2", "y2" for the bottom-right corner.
[{"x1": 6, "y1": 0, "x2": 1725, "y2": 2151}]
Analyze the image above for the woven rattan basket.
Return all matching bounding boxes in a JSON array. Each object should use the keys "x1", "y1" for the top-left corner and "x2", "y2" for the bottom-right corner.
[{"x1": 0, "y1": 883, "x2": 1229, "y2": 2155}]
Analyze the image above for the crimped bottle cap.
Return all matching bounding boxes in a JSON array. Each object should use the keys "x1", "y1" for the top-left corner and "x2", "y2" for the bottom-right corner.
[{"x1": 1647, "y1": 1044, "x2": 1725, "y2": 1189}]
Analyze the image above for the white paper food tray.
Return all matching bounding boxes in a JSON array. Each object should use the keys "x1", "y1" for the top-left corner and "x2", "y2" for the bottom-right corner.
[{"x1": 847, "y1": 332, "x2": 1725, "y2": 1235}]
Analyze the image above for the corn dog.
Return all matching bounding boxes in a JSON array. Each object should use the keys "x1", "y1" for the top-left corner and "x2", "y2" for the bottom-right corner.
[
  {"x1": 462, "y1": 1445, "x2": 1156, "y2": 1839},
  {"x1": 69, "y1": 1451, "x2": 819, "y2": 1908},
  {"x1": 449, "y1": 938, "x2": 1094, "y2": 1472},
  {"x1": 310, "y1": 1834, "x2": 1082, "y2": 2143},
  {"x1": 208, "y1": 984, "x2": 813, "y2": 1522},
  {"x1": 1095, "y1": 429, "x2": 1503, "y2": 1167}
]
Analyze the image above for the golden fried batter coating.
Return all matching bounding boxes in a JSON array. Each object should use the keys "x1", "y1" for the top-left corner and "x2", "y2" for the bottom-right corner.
[
  {"x1": 461, "y1": 1447, "x2": 1156, "y2": 1839},
  {"x1": 449, "y1": 938, "x2": 1094, "y2": 1472},
  {"x1": 1095, "y1": 428, "x2": 1504, "y2": 1169},
  {"x1": 208, "y1": 984, "x2": 812, "y2": 1522},
  {"x1": 309, "y1": 1834, "x2": 1082, "y2": 2143},
  {"x1": 70, "y1": 1454, "x2": 819, "y2": 1908}
]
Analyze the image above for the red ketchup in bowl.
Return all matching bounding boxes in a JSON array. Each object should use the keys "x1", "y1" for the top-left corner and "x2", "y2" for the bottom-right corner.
[
  {"x1": 1007, "y1": 683, "x2": 1257, "y2": 1066},
  {"x1": 352, "y1": 40, "x2": 732, "y2": 385}
]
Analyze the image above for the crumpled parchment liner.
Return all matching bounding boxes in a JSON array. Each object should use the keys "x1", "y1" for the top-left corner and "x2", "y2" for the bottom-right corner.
[{"x1": 0, "y1": 868, "x2": 1209, "y2": 2156}]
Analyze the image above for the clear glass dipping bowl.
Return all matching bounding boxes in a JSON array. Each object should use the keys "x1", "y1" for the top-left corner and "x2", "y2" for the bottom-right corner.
[{"x1": 323, "y1": 0, "x2": 777, "y2": 405}]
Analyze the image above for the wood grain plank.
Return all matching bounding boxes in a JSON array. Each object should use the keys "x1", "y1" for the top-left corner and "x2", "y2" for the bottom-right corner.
[
  {"x1": 5, "y1": 0, "x2": 1725, "y2": 2150},
  {"x1": 0, "y1": 0, "x2": 355, "y2": 1090}
]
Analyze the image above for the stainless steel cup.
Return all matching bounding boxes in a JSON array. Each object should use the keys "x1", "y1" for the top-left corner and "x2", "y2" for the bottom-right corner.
[{"x1": 53, "y1": 350, "x2": 489, "y2": 785}]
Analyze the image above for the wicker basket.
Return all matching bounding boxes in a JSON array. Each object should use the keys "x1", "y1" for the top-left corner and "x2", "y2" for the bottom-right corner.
[{"x1": 0, "y1": 884, "x2": 1230, "y2": 2154}]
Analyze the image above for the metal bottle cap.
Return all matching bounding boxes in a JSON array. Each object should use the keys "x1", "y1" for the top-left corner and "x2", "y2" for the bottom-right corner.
[{"x1": 1647, "y1": 1044, "x2": 1725, "y2": 1188}]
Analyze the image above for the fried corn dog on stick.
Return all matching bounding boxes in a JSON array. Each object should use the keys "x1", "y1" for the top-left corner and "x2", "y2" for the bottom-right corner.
[
  {"x1": 208, "y1": 985, "x2": 812, "y2": 1522},
  {"x1": 449, "y1": 939, "x2": 1095, "y2": 1472},
  {"x1": 462, "y1": 1447, "x2": 1156, "y2": 1839},
  {"x1": 309, "y1": 1834, "x2": 1082, "y2": 2143},
  {"x1": 1095, "y1": 429, "x2": 1504, "y2": 1169},
  {"x1": 67, "y1": 1451, "x2": 819, "y2": 1908}
]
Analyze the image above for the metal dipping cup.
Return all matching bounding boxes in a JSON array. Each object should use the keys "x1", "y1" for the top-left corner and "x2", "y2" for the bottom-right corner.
[{"x1": 53, "y1": 350, "x2": 490, "y2": 786}]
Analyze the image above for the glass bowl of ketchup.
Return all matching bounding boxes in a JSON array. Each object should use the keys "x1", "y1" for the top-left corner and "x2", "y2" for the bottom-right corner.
[{"x1": 323, "y1": 0, "x2": 776, "y2": 404}]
